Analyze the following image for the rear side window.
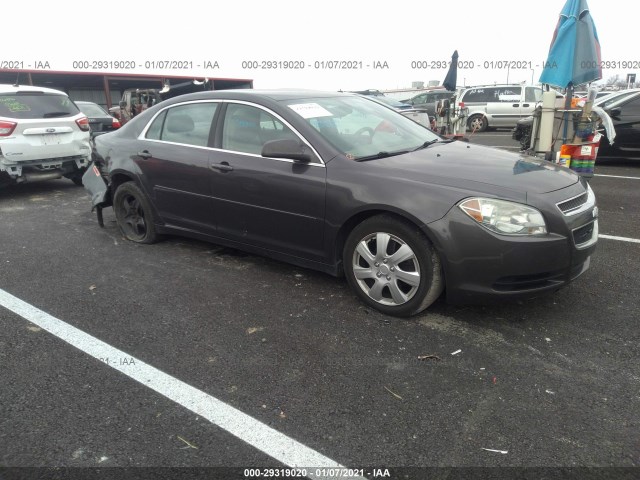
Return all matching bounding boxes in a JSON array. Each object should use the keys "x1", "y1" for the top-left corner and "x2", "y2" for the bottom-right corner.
[
  {"x1": 462, "y1": 87, "x2": 522, "y2": 103},
  {"x1": 0, "y1": 92, "x2": 80, "y2": 119},
  {"x1": 461, "y1": 88, "x2": 493, "y2": 103},
  {"x1": 145, "y1": 102, "x2": 217, "y2": 147},
  {"x1": 494, "y1": 87, "x2": 521, "y2": 102}
]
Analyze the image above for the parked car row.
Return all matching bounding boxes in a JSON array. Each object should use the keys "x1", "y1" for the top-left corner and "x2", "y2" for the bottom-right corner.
[{"x1": 388, "y1": 84, "x2": 551, "y2": 132}]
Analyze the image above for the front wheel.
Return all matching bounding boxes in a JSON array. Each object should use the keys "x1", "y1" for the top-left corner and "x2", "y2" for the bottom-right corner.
[
  {"x1": 343, "y1": 215, "x2": 443, "y2": 317},
  {"x1": 113, "y1": 181, "x2": 159, "y2": 244}
]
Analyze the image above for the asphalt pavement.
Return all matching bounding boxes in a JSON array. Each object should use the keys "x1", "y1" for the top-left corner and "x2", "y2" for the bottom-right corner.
[{"x1": 0, "y1": 132, "x2": 638, "y2": 480}]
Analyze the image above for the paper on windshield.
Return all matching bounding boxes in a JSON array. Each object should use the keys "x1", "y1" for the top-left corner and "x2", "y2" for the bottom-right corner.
[{"x1": 288, "y1": 103, "x2": 333, "y2": 119}]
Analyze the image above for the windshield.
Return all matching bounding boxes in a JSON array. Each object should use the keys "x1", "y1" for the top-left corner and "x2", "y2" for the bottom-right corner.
[
  {"x1": 284, "y1": 95, "x2": 439, "y2": 160},
  {"x1": 597, "y1": 90, "x2": 639, "y2": 108}
]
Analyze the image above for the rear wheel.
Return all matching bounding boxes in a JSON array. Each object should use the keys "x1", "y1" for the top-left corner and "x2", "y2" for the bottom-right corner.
[
  {"x1": 343, "y1": 215, "x2": 443, "y2": 317},
  {"x1": 468, "y1": 114, "x2": 488, "y2": 132},
  {"x1": 113, "y1": 181, "x2": 159, "y2": 244}
]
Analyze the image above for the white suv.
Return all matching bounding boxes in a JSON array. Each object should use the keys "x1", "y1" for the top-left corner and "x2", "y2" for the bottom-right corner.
[
  {"x1": 0, "y1": 84, "x2": 91, "y2": 187},
  {"x1": 458, "y1": 84, "x2": 543, "y2": 132}
]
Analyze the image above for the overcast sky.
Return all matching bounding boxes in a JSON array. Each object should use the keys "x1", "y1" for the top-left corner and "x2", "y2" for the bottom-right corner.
[{"x1": 6, "y1": 0, "x2": 633, "y2": 91}]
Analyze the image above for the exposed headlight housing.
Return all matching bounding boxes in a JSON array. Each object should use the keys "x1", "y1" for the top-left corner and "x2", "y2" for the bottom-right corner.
[{"x1": 459, "y1": 198, "x2": 547, "y2": 235}]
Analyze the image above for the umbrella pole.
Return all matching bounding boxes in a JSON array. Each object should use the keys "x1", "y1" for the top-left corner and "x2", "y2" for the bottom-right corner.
[{"x1": 561, "y1": 83, "x2": 573, "y2": 144}]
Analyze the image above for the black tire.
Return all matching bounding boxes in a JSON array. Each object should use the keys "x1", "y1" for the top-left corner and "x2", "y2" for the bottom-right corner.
[
  {"x1": 343, "y1": 215, "x2": 443, "y2": 317},
  {"x1": 468, "y1": 114, "x2": 488, "y2": 133},
  {"x1": 70, "y1": 174, "x2": 83, "y2": 186},
  {"x1": 113, "y1": 181, "x2": 159, "y2": 244}
]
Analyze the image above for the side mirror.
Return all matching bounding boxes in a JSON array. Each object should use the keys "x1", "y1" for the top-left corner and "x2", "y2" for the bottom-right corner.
[
  {"x1": 261, "y1": 139, "x2": 313, "y2": 163},
  {"x1": 119, "y1": 100, "x2": 127, "y2": 108},
  {"x1": 608, "y1": 107, "x2": 622, "y2": 119}
]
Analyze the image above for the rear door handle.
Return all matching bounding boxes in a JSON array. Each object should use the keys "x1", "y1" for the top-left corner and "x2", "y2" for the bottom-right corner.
[
  {"x1": 137, "y1": 150, "x2": 152, "y2": 159},
  {"x1": 512, "y1": 104, "x2": 520, "y2": 107},
  {"x1": 210, "y1": 162, "x2": 233, "y2": 172}
]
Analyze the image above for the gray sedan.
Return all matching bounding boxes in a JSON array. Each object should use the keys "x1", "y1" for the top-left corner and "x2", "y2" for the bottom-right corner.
[{"x1": 83, "y1": 90, "x2": 598, "y2": 316}]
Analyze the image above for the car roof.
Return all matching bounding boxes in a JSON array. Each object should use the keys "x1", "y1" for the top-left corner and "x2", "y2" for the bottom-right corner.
[
  {"x1": 152, "y1": 89, "x2": 364, "y2": 111},
  {"x1": 0, "y1": 83, "x2": 68, "y2": 95},
  {"x1": 165, "y1": 89, "x2": 356, "y2": 103},
  {"x1": 595, "y1": 88, "x2": 640, "y2": 104}
]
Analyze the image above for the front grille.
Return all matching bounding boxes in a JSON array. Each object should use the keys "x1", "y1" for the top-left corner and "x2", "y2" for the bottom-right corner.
[
  {"x1": 557, "y1": 192, "x2": 588, "y2": 214},
  {"x1": 573, "y1": 221, "x2": 596, "y2": 247}
]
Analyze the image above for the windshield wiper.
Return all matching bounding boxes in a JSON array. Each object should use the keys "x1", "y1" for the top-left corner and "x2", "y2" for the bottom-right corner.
[
  {"x1": 355, "y1": 150, "x2": 409, "y2": 162},
  {"x1": 412, "y1": 138, "x2": 457, "y2": 151},
  {"x1": 43, "y1": 111, "x2": 71, "y2": 118},
  {"x1": 412, "y1": 139, "x2": 441, "y2": 151}
]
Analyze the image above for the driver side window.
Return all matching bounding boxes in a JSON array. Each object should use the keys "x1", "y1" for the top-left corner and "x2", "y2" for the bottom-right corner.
[{"x1": 222, "y1": 104, "x2": 297, "y2": 155}]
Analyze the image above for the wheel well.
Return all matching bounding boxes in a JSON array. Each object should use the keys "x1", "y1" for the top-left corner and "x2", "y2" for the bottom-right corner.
[
  {"x1": 335, "y1": 210, "x2": 425, "y2": 275},
  {"x1": 106, "y1": 172, "x2": 136, "y2": 206},
  {"x1": 335, "y1": 210, "x2": 447, "y2": 292},
  {"x1": 110, "y1": 172, "x2": 136, "y2": 191}
]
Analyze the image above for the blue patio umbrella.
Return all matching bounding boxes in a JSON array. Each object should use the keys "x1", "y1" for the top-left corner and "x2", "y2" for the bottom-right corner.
[
  {"x1": 539, "y1": 0, "x2": 601, "y2": 144},
  {"x1": 539, "y1": 0, "x2": 602, "y2": 88}
]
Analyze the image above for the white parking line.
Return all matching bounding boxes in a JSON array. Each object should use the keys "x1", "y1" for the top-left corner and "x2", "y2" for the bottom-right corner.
[
  {"x1": 599, "y1": 234, "x2": 640, "y2": 244},
  {"x1": 0, "y1": 288, "x2": 364, "y2": 479},
  {"x1": 593, "y1": 174, "x2": 640, "y2": 180}
]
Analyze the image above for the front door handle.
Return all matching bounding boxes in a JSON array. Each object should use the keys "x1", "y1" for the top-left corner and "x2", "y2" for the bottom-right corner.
[
  {"x1": 210, "y1": 162, "x2": 233, "y2": 172},
  {"x1": 137, "y1": 150, "x2": 152, "y2": 159},
  {"x1": 512, "y1": 104, "x2": 520, "y2": 108},
  {"x1": 522, "y1": 103, "x2": 530, "y2": 107}
]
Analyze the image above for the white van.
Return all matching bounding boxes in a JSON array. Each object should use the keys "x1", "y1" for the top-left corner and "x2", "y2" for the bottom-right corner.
[{"x1": 458, "y1": 84, "x2": 543, "y2": 132}]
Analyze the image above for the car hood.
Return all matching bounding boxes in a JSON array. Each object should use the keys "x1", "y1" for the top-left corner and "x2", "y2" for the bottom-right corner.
[{"x1": 363, "y1": 141, "x2": 578, "y2": 196}]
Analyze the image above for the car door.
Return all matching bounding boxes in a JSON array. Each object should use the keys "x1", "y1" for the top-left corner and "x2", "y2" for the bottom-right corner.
[
  {"x1": 209, "y1": 102, "x2": 327, "y2": 261},
  {"x1": 485, "y1": 87, "x2": 522, "y2": 127},
  {"x1": 137, "y1": 101, "x2": 218, "y2": 234},
  {"x1": 608, "y1": 94, "x2": 640, "y2": 151}
]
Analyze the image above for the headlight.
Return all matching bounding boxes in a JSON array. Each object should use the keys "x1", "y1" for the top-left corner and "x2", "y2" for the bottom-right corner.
[{"x1": 459, "y1": 198, "x2": 547, "y2": 235}]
